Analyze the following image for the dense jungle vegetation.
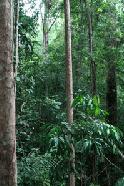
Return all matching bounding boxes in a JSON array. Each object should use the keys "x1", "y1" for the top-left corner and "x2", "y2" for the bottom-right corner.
[{"x1": 1, "y1": 0, "x2": 124, "y2": 185}]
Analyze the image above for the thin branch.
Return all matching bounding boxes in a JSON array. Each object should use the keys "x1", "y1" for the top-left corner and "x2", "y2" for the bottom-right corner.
[
  {"x1": 105, "y1": 156, "x2": 124, "y2": 173},
  {"x1": 48, "y1": 16, "x2": 58, "y2": 32}
]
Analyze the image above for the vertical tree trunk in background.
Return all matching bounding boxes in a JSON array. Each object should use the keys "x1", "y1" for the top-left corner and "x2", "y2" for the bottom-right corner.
[
  {"x1": 43, "y1": 0, "x2": 49, "y2": 56},
  {"x1": 64, "y1": 0, "x2": 75, "y2": 186},
  {"x1": 76, "y1": 0, "x2": 84, "y2": 90},
  {"x1": 0, "y1": 0, "x2": 17, "y2": 185},
  {"x1": 41, "y1": 0, "x2": 51, "y2": 96},
  {"x1": 106, "y1": 59, "x2": 117, "y2": 125},
  {"x1": 42, "y1": 0, "x2": 52, "y2": 58},
  {"x1": 85, "y1": 0, "x2": 96, "y2": 95},
  {"x1": 106, "y1": 8, "x2": 117, "y2": 125},
  {"x1": 14, "y1": 0, "x2": 19, "y2": 77}
]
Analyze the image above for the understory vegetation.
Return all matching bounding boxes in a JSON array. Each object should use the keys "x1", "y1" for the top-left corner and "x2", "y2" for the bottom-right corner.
[{"x1": 16, "y1": 0, "x2": 124, "y2": 185}]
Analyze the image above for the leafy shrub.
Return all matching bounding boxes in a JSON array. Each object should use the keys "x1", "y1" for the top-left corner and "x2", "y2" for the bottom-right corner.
[{"x1": 18, "y1": 152, "x2": 52, "y2": 186}]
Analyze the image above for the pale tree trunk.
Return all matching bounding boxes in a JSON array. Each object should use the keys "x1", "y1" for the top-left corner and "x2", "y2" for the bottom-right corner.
[
  {"x1": 64, "y1": 0, "x2": 75, "y2": 185},
  {"x1": 0, "y1": 0, "x2": 17, "y2": 186},
  {"x1": 43, "y1": 0, "x2": 49, "y2": 55},
  {"x1": 41, "y1": 0, "x2": 51, "y2": 55},
  {"x1": 84, "y1": 0, "x2": 96, "y2": 95},
  {"x1": 40, "y1": 0, "x2": 51, "y2": 96},
  {"x1": 43, "y1": 0, "x2": 49, "y2": 96}
]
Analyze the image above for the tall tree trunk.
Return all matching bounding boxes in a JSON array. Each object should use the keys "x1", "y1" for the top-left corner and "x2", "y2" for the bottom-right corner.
[
  {"x1": 43, "y1": 11, "x2": 49, "y2": 97},
  {"x1": 76, "y1": 0, "x2": 84, "y2": 90},
  {"x1": 64, "y1": 0, "x2": 75, "y2": 186},
  {"x1": 43, "y1": 0, "x2": 49, "y2": 56},
  {"x1": 0, "y1": 0, "x2": 17, "y2": 185},
  {"x1": 106, "y1": 7, "x2": 117, "y2": 125},
  {"x1": 40, "y1": 0, "x2": 52, "y2": 52},
  {"x1": 84, "y1": 0, "x2": 96, "y2": 95},
  {"x1": 40, "y1": 0, "x2": 51, "y2": 96}
]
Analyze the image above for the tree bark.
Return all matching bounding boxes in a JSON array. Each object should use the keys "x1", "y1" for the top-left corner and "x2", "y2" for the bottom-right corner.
[
  {"x1": 64, "y1": 0, "x2": 75, "y2": 185},
  {"x1": 41, "y1": 0, "x2": 51, "y2": 56},
  {"x1": 84, "y1": 0, "x2": 96, "y2": 95},
  {"x1": 40, "y1": 0, "x2": 51, "y2": 96},
  {"x1": 0, "y1": 0, "x2": 17, "y2": 185},
  {"x1": 43, "y1": 0, "x2": 49, "y2": 55},
  {"x1": 14, "y1": 0, "x2": 19, "y2": 77},
  {"x1": 76, "y1": 0, "x2": 84, "y2": 90}
]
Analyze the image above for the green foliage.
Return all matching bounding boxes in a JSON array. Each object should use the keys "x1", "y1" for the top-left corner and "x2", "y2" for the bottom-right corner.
[
  {"x1": 73, "y1": 94, "x2": 108, "y2": 119},
  {"x1": 115, "y1": 177, "x2": 124, "y2": 186},
  {"x1": 17, "y1": 0, "x2": 124, "y2": 185},
  {"x1": 74, "y1": 120, "x2": 123, "y2": 157},
  {"x1": 18, "y1": 152, "x2": 52, "y2": 186},
  {"x1": 49, "y1": 117, "x2": 123, "y2": 161}
]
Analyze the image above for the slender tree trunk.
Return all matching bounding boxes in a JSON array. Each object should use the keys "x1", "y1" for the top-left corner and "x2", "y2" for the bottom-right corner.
[
  {"x1": 105, "y1": 166, "x2": 111, "y2": 186},
  {"x1": 84, "y1": 0, "x2": 96, "y2": 95},
  {"x1": 106, "y1": 59, "x2": 117, "y2": 125},
  {"x1": 106, "y1": 8, "x2": 117, "y2": 125},
  {"x1": 44, "y1": 1, "x2": 49, "y2": 96},
  {"x1": 64, "y1": 0, "x2": 75, "y2": 185},
  {"x1": 42, "y1": 0, "x2": 51, "y2": 57},
  {"x1": 0, "y1": 0, "x2": 17, "y2": 185},
  {"x1": 92, "y1": 153, "x2": 97, "y2": 184},
  {"x1": 14, "y1": 0, "x2": 19, "y2": 77},
  {"x1": 43, "y1": 1, "x2": 49, "y2": 56},
  {"x1": 41, "y1": 0, "x2": 51, "y2": 96},
  {"x1": 76, "y1": 0, "x2": 84, "y2": 90}
]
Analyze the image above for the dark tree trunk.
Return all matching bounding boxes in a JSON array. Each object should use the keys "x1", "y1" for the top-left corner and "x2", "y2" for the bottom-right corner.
[
  {"x1": 76, "y1": 0, "x2": 84, "y2": 90},
  {"x1": 105, "y1": 4, "x2": 118, "y2": 125},
  {"x1": 106, "y1": 60, "x2": 117, "y2": 125},
  {"x1": 84, "y1": 0, "x2": 96, "y2": 95}
]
